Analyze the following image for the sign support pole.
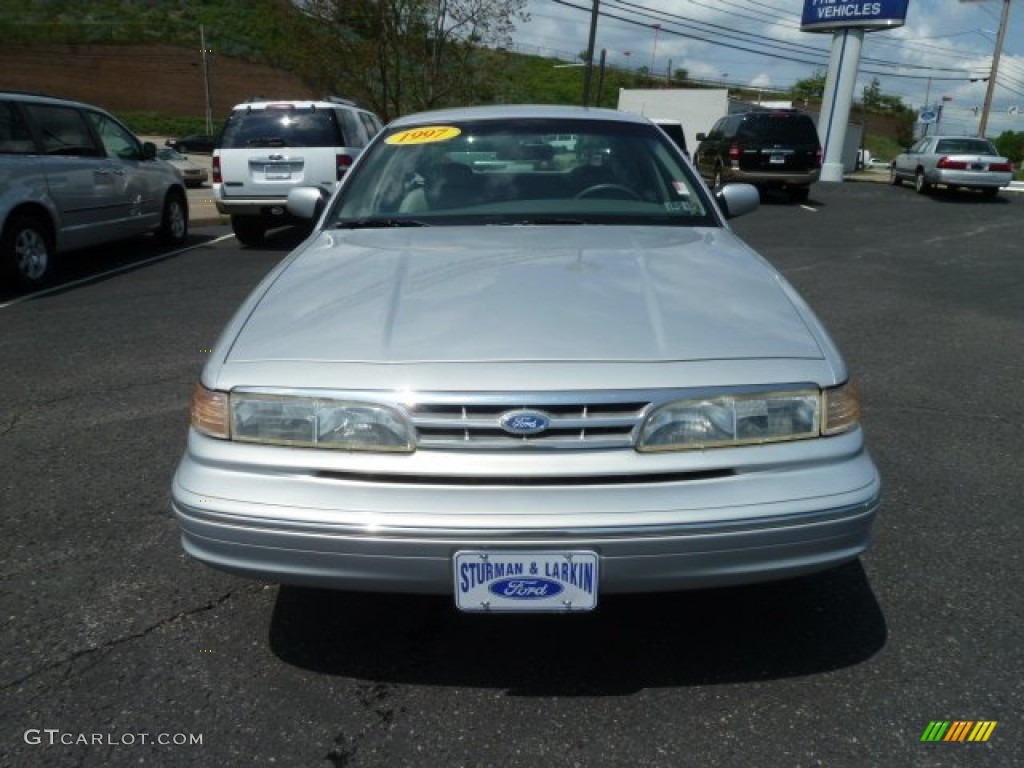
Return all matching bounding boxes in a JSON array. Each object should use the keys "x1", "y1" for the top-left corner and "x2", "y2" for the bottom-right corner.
[
  {"x1": 801, "y1": 0, "x2": 909, "y2": 181},
  {"x1": 818, "y1": 28, "x2": 864, "y2": 182}
]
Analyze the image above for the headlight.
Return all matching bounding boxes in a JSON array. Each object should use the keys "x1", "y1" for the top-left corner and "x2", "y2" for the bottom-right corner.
[
  {"x1": 231, "y1": 393, "x2": 414, "y2": 452},
  {"x1": 189, "y1": 384, "x2": 415, "y2": 452},
  {"x1": 637, "y1": 388, "x2": 822, "y2": 451}
]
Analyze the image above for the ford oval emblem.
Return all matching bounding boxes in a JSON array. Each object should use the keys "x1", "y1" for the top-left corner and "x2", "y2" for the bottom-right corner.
[
  {"x1": 498, "y1": 409, "x2": 550, "y2": 435},
  {"x1": 488, "y1": 578, "x2": 565, "y2": 600}
]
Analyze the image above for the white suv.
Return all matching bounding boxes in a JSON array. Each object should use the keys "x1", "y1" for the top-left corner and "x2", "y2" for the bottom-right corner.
[
  {"x1": 213, "y1": 97, "x2": 383, "y2": 245},
  {"x1": 0, "y1": 91, "x2": 189, "y2": 289}
]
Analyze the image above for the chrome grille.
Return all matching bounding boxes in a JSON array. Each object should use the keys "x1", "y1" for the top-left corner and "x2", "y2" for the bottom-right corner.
[{"x1": 407, "y1": 396, "x2": 650, "y2": 450}]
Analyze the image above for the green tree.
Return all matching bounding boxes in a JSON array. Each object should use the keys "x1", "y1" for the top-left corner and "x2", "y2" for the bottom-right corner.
[
  {"x1": 791, "y1": 69, "x2": 826, "y2": 103},
  {"x1": 993, "y1": 131, "x2": 1024, "y2": 164},
  {"x1": 299, "y1": 0, "x2": 528, "y2": 120},
  {"x1": 862, "y1": 78, "x2": 882, "y2": 110}
]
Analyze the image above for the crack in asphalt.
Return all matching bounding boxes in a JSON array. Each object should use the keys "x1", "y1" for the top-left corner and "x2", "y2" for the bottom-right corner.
[
  {"x1": 324, "y1": 682, "x2": 402, "y2": 767},
  {"x1": 1, "y1": 413, "x2": 17, "y2": 436},
  {"x1": 322, "y1": 602, "x2": 451, "y2": 766},
  {"x1": 1, "y1": 585, "x2": 261, "y2": 692},
  {"x1": 0, "y1": 375, "x2": 192, "y2": 438}
]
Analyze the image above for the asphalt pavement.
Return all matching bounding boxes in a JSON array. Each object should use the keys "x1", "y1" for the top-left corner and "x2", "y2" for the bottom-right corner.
[{"x1": 1, "y1": 181, "x2": 1021, "y2": 767}]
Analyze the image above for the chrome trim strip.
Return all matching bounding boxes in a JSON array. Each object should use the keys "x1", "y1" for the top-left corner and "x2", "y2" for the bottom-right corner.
[{"x1": 175, "y1": 496, "x2": 879, "y2": 541}]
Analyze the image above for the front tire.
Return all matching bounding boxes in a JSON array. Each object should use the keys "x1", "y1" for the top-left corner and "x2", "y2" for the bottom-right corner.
[
  {"x1": 231, "y1": 216, "x2": 267, "y2": 247},
  {"x1": 889, "y1": 165, "x2": 901, "y2": 186},
  {"x1": 914, "y1": 170, "x2": 931, "y2": 194},
  {"x1": 159, "y1": 191, "x2": 189, "y2": 244},
  {"x1": 2, "y1": 213, "x2": 55, "y2": 290}
]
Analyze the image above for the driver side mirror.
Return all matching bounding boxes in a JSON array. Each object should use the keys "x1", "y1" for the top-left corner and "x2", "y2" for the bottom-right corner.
[
  {"x1": 141, "y1": 141, "x2": 157, "y2": 160},
  {"x1": 715, "y1": 183, "x2": 760, "y2": 220}
]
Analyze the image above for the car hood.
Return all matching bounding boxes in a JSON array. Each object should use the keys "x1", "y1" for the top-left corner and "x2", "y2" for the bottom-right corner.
[{"x1": 226, "y1": 226, "x2": 825, "y2": 365}]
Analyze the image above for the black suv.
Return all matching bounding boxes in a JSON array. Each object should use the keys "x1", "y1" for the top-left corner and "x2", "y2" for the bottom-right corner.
[{"x1": 694, "y1": 110, "x2": 821, "y2": 203}]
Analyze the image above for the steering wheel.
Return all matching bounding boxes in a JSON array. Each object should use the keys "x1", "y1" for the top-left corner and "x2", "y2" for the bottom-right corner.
[{"x1": 574, "y1": 183, "x2": 642, "y2": 201}]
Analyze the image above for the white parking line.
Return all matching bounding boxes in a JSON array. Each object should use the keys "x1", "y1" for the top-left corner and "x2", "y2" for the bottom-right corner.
[
  {"x1": 0, "y1": 234, "x2": 235, "y2": 311},
  {"x1": 800, "y1": 204, "x2": 819, "y2": 212}
]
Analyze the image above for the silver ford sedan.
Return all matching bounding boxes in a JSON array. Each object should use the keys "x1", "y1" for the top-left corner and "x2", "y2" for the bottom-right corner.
[
  {"x1": 890, "y1": 135, "x2": 1014, "y2": 196},
  {"x1": 172, "y1": 105, "x2": 880, "y2": 612}
]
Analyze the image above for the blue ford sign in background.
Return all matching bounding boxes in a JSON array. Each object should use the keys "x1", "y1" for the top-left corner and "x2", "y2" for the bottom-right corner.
[{"x1": 801, "y1": 0, "x2": 910, "y2": 32}]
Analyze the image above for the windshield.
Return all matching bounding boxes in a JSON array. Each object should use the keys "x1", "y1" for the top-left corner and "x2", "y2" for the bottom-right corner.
[{"x1": 329, "y1": 117, "x2": 715, "y2": 227}]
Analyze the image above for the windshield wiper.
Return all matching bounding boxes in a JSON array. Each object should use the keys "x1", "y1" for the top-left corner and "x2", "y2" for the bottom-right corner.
[
  {"x1": 335, "y1": 218, "x2": 431, "y2": 229},
  {"x1": 247, "y1": 137, "x2": 286, "y2": 147},
  {"x1": 491, "y1": 217, "x2": 586, "y2": 225}
]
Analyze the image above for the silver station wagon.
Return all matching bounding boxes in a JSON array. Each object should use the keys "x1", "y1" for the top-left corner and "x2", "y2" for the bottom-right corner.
[{"x1": 172, "y1": 105, "x2": 881, "y2": 613}]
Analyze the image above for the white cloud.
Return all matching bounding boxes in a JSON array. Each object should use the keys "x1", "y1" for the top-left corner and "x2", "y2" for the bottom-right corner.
[{"x1": 517, "y1": 0, "x2": 1024, "y2": 134}]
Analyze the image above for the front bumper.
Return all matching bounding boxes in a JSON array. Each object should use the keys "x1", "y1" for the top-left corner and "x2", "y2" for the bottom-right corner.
[{"x1": 172, "y1": 430, "x2": 881, "y2": 594}]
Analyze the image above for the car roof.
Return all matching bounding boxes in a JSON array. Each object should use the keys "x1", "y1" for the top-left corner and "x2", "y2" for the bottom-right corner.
[
  {"x1": 0, "y1": 90, "x2": 97, "y2": 110},
  {"x1": 388, "y1": 104, "x2": 653, "y2": 128},
  {"x1": 739, "y1": 109, "x2": 806, "y2": 117},
  {"x1": 231, "y1": 98, "x2": 363, "y2": 111}
]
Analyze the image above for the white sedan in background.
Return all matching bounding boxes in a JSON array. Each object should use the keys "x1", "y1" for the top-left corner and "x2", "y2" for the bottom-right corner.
[
  {"x1": 157, "y1": 147, "x2": 209, "y2": 188},
  {"x1": 890, "y1": 135, "x2": 1014, "y2": 197}
]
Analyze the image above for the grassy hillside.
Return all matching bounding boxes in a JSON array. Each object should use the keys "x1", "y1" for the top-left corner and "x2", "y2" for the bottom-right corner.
[{"x1": 0, "y1": 0, "x2": 305, "y2": 64}]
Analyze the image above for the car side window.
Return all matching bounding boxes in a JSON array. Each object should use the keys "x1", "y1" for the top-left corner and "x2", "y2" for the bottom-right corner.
[
  {"x1": 358, "y1": 111, "x2": 381, "y2": 142},
  {"x1": 23, "y1": 104, "x2": 101, "y2": 157},
  {"x1": 88, "y1": 111, "x2": 141, "y2": 160},
  {"x1": 0, "y1": 101, "x2": 36, "y2": 154},
  {"x1": 337, "y1": 109, "x2": 365, "y2": 147},
  {"x1": 723, "y1": 116, "x2": 741, "y2": 139}
]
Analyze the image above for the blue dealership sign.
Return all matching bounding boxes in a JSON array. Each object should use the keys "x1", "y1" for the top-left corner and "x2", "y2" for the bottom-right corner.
[{"x1": 801, "y1": 0, "x2": 910, "y2": 32}]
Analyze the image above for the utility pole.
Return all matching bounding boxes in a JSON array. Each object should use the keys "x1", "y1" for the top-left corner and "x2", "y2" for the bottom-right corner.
[
  {"x1": 200, "y1": 24, "x2": 213, "y2": 134},
  {"x1": 978, "y1": 0, "x2": 1012, "y2": 137},
  {"x1": 595, "y1": 49, "x2": 607, "y2": 107},
  {"x1": 582, "y1": 0, "x2": 600, "y2": 107}
]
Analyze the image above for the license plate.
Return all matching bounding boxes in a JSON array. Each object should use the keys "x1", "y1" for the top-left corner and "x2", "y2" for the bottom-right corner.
[
  {"x1": 769, "y1": 153, "x2": 785, "y2": 165},
  {"x1": 265, "y1": 166, "x2": 292, "y2": 180},
  {"x1": 970, "y1": 163, "x2": 984, "y2": 171},
  {"x1": 454, "y1": 550, "x2": 599, "y2": 612}
]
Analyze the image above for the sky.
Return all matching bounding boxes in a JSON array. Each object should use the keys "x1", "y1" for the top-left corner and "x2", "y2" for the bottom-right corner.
[{"x1": 514, "y1": 0, "x2": 1024, "y2": 136}]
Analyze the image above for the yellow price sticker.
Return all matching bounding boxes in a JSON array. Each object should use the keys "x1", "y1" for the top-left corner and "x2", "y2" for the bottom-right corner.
[{"x1": 385, "y1": 125, "x2": 462, "y2": 146}]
